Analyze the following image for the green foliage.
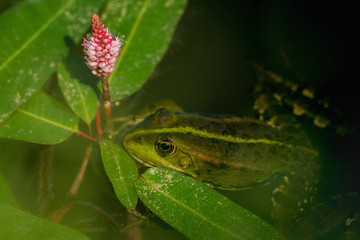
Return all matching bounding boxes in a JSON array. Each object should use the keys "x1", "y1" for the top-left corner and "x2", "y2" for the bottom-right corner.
[
  {"x1": 0, "y1": 203, "x2": 91, "y2": 240},
  {"x1": 58, "y1": 58, "x2": 99, "y2": 124},
  {"x1": 0, "y1": 172, "x2": 90, "y2": 239},
  {"x1": 99, "y1": 140, "x2": 138, "y2": 209},
  {"x1": 103, "y1": 0, "x2": 188, "y2": 100},
  {"x1": 0, "y1": 91, "x2": 79, "y2": 144},
  {"x1": 0, "y1": 173, "x2": 19, "y2": 208},
  {"x1": 135, "y1": 168, "x2": 284, "y2": 240},
  {"x1": 0, "y1": 0, "x2": 104, "y2": 124}
]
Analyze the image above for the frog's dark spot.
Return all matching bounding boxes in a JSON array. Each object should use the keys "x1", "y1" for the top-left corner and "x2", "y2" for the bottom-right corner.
[
  {"x1": 210, "y1": 138, "x2": 219, "y2": 144},
  {"x1": 241, "y1": 133, "x2": 250, "y2": 139},
  {"x1": 227, "y1": 142, "x2": 237, "y2": 148},
  {"x1": 221, "y1": 125, "x2": 237, "y2": 137},
  {"x1": 285, "y1": 135, "x2": 295, "y2": 143},
  {"x1": 265, "y1": 133, "x2": 273, "y2": 140},
  {"x1": 291, "y1": 151, "x2": 301, "y2": 161},
  {"x1": 249, "y1": 122, "x2": 260, "y2": 130},
  {"x1": 219, "y1": 162, "x2": 230, "y2": 169},
  {"x1": 269, "y1": 146, "x2": 278, "y2": 155},
  {"x1": 221, "y1": 130, "x2": 229, "y2": 136},
  {"x1": 253, "y1": 150, "x2": 262, "y2": 160},
  {"x1": 135, "y1": 136, "x2": 143, "y2": 143},
  {"x1": 279, "y1": 151, "x2": 289, "y2": 160},
  {"x1": 247, "y1": 143, "x2": 256, "y2": 148},
  {"x1": 241, "y1": 152, "x2": 249, "y2": 159},
  {"x1": 272, "y1": 131, "x2": 282, "y2": 139}
]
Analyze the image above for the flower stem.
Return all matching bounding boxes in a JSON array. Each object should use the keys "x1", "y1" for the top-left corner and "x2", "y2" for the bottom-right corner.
[{"x1": 100, "y1": 75, "x2": 114, "y2": 136}]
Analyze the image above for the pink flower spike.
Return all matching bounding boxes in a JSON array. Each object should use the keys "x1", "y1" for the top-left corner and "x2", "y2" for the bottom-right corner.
[{"x1": 82, "y1": 14, "x2": 125, "y2": 77}]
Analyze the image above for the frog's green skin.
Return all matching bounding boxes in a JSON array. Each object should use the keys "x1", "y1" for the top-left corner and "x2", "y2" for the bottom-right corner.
[{"x1": 122, "y1": 108, "x2": 320, "y2": 238}]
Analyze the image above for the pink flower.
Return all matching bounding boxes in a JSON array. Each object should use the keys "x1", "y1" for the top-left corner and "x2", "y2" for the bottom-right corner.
[{"x1": 82, "y1": 14, "x2": 124, "y2": 77}]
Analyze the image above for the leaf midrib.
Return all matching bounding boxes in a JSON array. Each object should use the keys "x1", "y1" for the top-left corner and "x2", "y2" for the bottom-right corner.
[
  {"x1": 0, "y1": 0, "x2": 76, "y2": 71},
  {"x1": 17, "y1": 108, "x2": 77, "y2": 132},
  {"x1": 141, "y1": 173, "x2": 242, "y2": 239},
  {"x1": 102, "y1": 141, "x2": 133, "y2": 206},
  {"x1": 108, "y1": 0, "x2": 151, "y2": 84}
]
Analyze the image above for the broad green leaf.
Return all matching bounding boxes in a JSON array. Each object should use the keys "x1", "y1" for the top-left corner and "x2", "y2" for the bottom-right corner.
[
  {"x1": 135, "y1": 168, "x2": 285, "y2": 240},
  {"x1": 0, "y1": 173, "x2": 18, "y2": 208},
  {"x1": 0, "y1": 202, "x2": 90, "y2": 240},
  {"x1": 58, "y1": 53, "x2": 99, "y2": 124},
  {"x1": 0, "y1": 0, "x2": 105, "y2": 124},
  {"x1": 101, "y1": 0, "x2": 187, "y2": 101},
  {"x1": 99, "y1": 140, "x2": 138, "y2": 209},
  {"x1": 0, "y1": 91, "x2": 79, "y2": 144}
]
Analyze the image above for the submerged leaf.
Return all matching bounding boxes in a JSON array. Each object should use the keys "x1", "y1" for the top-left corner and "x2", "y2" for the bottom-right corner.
[
  {"x1": 0, "y1": 91, "x2": 79, "y2": 144},
  {"x1": 99, "y1": 140, "x2": 138, "y2": 209},
  {"x1": 101, "y1": 0, "x2": 187, "y2": 100},
  {"x1": 0, "y1": 0, "x2": 105, "y2": 124},
  {"x1": 135, "y1": 168, "x2": 285, "y2": 240},
  {"x1": 0, "y1": 203, "x2": 90, "y2": 240}
]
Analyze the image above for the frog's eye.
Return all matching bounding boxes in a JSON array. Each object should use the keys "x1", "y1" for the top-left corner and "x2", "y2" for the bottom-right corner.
[{"x1": 155, "y1": 137, "x2": 176, "y2": 156}]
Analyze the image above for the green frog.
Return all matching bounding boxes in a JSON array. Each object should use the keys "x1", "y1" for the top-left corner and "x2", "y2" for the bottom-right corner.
[
  {"x1": 118, "y1": 63, "x2": 358, "y2": 239},
  {"x1": 122, "y1": 107, "x2": 320, "y2": 239}
]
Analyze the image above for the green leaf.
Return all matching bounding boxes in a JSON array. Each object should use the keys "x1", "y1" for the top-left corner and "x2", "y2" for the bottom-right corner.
[
  {"x1": 0, "y1": 202, "x2": 90, "y2": 240},
  {"x1": 135, "y1": 168, "x2": 285, "y2": 240},
  {"x1": 0, "y1": 0, "x2": 105, "y2": 124},
  {"x1": 99, "y1": 140, "x2": 138, "y2": 209},
  {"x1": 58, "y1": 52, "x2": 99, "y2": 124},
  {"x1": 0, "y1": 173, "x2": 19, "y2": 208},
  {"x1": 102, "y1": 0, "x2": 187, "y2": 101},
  {"x1": 0, "y1": 91, "x2": 79, "y2": 144}
]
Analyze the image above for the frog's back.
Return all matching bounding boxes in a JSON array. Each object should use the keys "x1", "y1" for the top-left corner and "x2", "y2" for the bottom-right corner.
[{"x1": 175, "y1": 112, "x2": 320, "y2": 233}]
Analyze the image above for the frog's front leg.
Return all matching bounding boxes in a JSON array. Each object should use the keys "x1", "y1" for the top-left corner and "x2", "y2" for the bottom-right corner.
[{"x1": 270, "y1": 159, "x2": 320, "y2": 239}]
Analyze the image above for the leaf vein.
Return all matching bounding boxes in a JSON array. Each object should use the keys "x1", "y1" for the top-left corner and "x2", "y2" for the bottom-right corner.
[
  {"x1": 17, "y1": 108, "x2": 77, "y2": 132},
  {"x1": 0, "y1": 0, "x2": 75, "y2": 71},
  {"x1": 144, "y1": 177, "x2": 242, "y2": 239},
  {"x1": 108, "y1": 0, "x2": 151, "y2": 84}
]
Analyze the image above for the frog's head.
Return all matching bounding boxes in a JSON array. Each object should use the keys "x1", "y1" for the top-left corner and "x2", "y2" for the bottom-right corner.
[{"x1": 122, "y1": 109, "x2": 198, "y2": 178}]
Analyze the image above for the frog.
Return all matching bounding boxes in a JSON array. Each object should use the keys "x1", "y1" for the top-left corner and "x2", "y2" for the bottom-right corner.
[
  {"x1": 118, "y1": 60, "x2": 358, "y2": 239},
  {"x1": 121, "y1": 107, "x2": 320, "y2": 239}
]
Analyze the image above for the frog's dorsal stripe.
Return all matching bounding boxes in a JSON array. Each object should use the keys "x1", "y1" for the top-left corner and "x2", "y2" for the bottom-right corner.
[{"x1": 131, "y1": 126, "x2": 319, "y2": 156}]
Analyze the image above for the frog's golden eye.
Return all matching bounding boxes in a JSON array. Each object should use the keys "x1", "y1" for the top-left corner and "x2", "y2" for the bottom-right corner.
[{"x1": 155, "y1": 137, "x2": 176, "y2": 156}]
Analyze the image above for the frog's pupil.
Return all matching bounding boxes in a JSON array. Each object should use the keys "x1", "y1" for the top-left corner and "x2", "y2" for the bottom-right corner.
[
  {"x1": 161, "y1": 142, "x2": 170, "y2": 151},
  {"x1": 155, "y1": 137, "x2": 176, "y2": 156}
]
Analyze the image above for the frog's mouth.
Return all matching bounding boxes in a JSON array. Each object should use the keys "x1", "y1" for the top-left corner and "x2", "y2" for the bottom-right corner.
[{"x1": 126, "y1": 151, "x2": 155, "y2": 168}]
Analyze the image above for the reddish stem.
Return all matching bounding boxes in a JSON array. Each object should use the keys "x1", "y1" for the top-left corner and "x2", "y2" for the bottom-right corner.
[
  {"x1": 96, "y1": 104, "x2": 103, "y2": 136},
  {"x1": 76, "y1": 131, "x2": 98, "y2": 141}
]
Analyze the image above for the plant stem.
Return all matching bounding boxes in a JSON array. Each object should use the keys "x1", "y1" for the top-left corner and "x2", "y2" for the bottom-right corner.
[
  {"x1": 48, "y1": 204, "x2": 73, "y2": 223},
  {"x1": 66, "y1": 143, "x2": 93, "y2": 200},
  {"x1": 49, "y1": 143, "x2": 93, "y2": 223},
  {"x1": 74, "y1": 201, "x2": 123, "y2": 231},
  {"x1": 100, "y1": 75, "x2": 114, "y2": 136},
  {"x1": 96, "y1": 104, "x2": 103, "y2": 136}
]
